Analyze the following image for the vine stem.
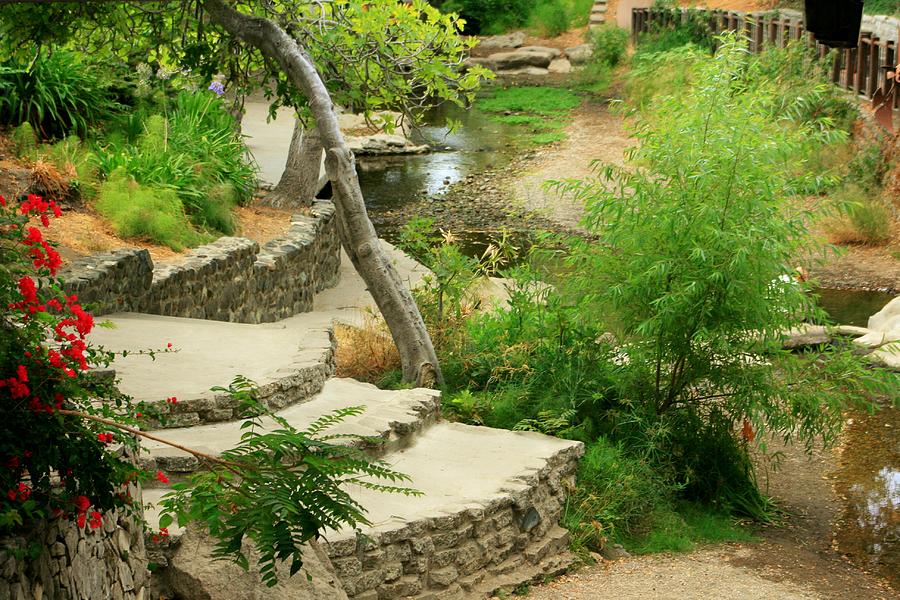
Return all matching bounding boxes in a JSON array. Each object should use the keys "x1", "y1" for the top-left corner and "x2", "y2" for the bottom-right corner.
[{"x1": 56, "y1": 409, "x2": 244, "y2": 475}]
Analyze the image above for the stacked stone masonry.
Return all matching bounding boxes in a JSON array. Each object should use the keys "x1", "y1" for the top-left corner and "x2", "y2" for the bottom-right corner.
[
  {"x1": 861, "y1": 15, "x2": 900, "y2": 44},
  {"x1": 322, "y1": 442, "x2": 583, "y2": 600},
  {"x1": 60, "y1": 201, "x2": 340, "y2": 323},
  {"x1": 141, "y1": 329, "x2": 336, "y2": 431},
  {"x1": 0, "y1": 507, "x2": 148, "y2": 600}
]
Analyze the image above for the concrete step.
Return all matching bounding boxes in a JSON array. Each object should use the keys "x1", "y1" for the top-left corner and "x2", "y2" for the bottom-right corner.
[
  {"x1": 139, "y1": 377, "x2": 441, "y2": 477},
  {"x1": 145, "y1": 422, "x2": 583, "y2": 599},
  {"x1": 591, "y1": 5, "x2": 608, "y2": 14},
  {"x1": 589, "y1": 15, "x2": 606, "y2": 24},
  {"x1": 90, "y1": 311, "x2": 339, "y2": 429}
]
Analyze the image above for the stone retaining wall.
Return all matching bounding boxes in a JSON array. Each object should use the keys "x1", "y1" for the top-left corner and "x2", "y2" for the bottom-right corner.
[
  {"x1": 862, "y1": 14, "x2": 900, "y2": 43},
  {"x1": 0, "y1": 507, "x2": 148, "y2": 600},
  {"x1": 60, "y1": 201, "x2": 340, "y2": 324},
  {"x1": 322, "y1": 442, "x2": 583, "y2": 600}
]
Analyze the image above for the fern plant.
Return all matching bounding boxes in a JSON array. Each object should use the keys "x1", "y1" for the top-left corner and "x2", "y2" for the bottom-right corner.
[{"x1": 158, "y1": 376, "x2": 421, "y2": 587}]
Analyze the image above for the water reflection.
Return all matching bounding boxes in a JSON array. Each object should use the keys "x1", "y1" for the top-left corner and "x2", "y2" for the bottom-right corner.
[
  {"x1": 814, "y1": 288, "x2": 895, "y2": 327},
  {"x1": 834, "y1": 406, "x2": 900, "y2": 586},
  {"x1": 356, "y1": 103, "x2": 524, "y2": 212}
]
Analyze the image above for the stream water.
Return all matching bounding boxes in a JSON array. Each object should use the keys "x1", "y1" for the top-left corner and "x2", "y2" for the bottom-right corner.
[{"x1": 355, "y1": 104, "x2": 899, "y2": 586}]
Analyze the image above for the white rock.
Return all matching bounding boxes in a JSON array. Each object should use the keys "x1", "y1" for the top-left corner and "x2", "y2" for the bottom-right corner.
[
  {"x1": 166, "y1": 527, "x2": 349, "y2": 600},
  {"x1": 497, "y1": 66, "x2": 550, "y2": 76},
  {"x1": 871, "y1": 342, "x2": 900, "y2": 370},
  {"x1": 548, "y1": 58, "x2": 572, "y2": 74},
  {"x1": 566, "y1": 44, "x2": 594, "y2": 65},
  {"x1": 868, "y1": 295, "x2": 900, "y2": 334},
  {"x1": 346, "y1": 133, "x2": 429, "y2": 156},
  {"x1": 518, "y1": 45, "x2": 562, "y2": 59},
  {"x1": 490, "y1": 49, "x2": 556, "y2": 69},
  {"x1": 477, "y1": 31, "x2": 526, "y2": 51}
]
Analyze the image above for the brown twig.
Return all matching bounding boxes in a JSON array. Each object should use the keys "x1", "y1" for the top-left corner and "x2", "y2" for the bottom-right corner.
[{"x1": 56, "y1": 409, "x2": 244, "y2": 475}]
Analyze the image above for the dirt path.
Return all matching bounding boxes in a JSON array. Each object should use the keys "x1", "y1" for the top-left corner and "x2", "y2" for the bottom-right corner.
[
  {"x1": 526, "y1": 439, "x2": 898, "y2": 599},
  {"x1": 509, "y1": 101, "x2": 634, "y2": 231}
]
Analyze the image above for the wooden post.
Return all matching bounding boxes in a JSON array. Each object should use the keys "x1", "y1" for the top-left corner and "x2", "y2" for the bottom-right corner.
[
  {"x1": 846, "y1": 47, "x2": 857, "y2": 90},
  {"x1": 885, "y1": 41, "x2": 896, "y2": 97},
  {"x1": 781, "y1": 19, "x2": 790, "y2": 48},
  {"x1": 856, "y1": 33, "x2": 870, "y2": 95},
  {"x1": 831, "y1": 47, "x2": 841, "y2": 84},
  {"x1": 754, "y1": 19, "x2": 764, "y2": 53},
  {"x1": 769, "y1": 18, "x2": 778, "y2": 47},
  {"x1": 868, "y1": 37, "x2": 881, "y2": 99}
]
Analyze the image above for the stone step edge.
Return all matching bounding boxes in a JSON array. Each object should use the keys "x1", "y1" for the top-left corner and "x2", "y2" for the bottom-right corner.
[
  {"x1": 138, "y1": 327, "x2": 335, "y2": 431},
  {"x1": 139, "y1": 385, "x2": 443, "y2": 479},
  {"x1": 320, "y1": 440, "x2": 583, "y2": 600}
]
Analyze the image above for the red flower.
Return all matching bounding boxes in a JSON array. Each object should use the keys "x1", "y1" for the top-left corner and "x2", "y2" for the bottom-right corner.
[
  {"x1": 166, "y1": 396, "x2": 177, "y2": 405},
  {"x1": 97, "y1": 433, "x2": 114, "y2": 444},
  {"x1": 16, "y1": 365, "x2": 28, "y2": 383},
  {"x1": 167, "y1": 342, "x2": 173, "y2": 349},
  {"x1": 73, "y1": 495, "x2": 91, "y2": 513},
  {"x1": 77, "y1": 513, "x2": 86, "y2": 528},
  {"x1": 4, "y1": 484, "x2": 29, "y2": 502},
  {"x1": 0, "y1": 195, "x2": 6, "y2": 206},
  {"x1": 88, "y1": 511, "x2": 102, "y2": 529},
  {"x1": 155, "y1": 471, "x2": 170, "y2": 484},
  {"x1": 17, "y1": 277, "x2": 37, "y2": 304}
]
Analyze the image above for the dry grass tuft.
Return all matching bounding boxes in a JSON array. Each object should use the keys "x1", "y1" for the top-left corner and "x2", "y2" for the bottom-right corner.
[{"x1": 334, "y1": 314, "x2": 401, "y2": 382}]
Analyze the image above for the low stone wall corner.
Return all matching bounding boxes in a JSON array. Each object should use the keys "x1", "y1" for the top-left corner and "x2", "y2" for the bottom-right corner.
[{"x1": 59, "y1": 200, "x2": 341, "y2": 324}]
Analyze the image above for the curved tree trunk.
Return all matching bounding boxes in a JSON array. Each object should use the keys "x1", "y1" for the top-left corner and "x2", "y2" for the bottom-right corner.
[
  {"x1": 264, "y1": 118, "x2": 324, "y2": 209},
  {"x1": 204, "y1": 0, "x2": 442, "y2": 386}
]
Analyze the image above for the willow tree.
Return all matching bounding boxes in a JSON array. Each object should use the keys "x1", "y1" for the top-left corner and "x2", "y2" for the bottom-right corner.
[{"x1": 0, "y1": 0, "x2": 490, "y2": 385}]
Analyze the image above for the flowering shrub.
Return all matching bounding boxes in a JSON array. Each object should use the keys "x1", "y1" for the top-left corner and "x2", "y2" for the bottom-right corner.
[{"x1": 0, "y1": 193, "x2": 150, "y2": 535}]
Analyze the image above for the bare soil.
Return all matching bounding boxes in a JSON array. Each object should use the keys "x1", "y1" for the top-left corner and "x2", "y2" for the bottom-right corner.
[
  {"x1": 42, "y1": 202, "x2": 295, "y2": 267},
  {"x1": 526, "y1": 439, "x2": 898, "y2": 599}
]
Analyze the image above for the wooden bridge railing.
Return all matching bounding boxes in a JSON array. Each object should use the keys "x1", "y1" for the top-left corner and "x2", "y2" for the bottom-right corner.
[{"x1": 632, "y1": 7, "x2": 899, "y2": 110}]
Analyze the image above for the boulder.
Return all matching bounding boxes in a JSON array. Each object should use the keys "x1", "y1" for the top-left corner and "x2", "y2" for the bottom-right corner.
[
  {"x1": 477, "y1": 31, "x2": 526, "y2": 51},
  {"x1": 852, "y1": 295, "x2": 900, "y2": 349},
  {"x1": 868, "y1": 295, "x2": 900, "y2": 335},
  {"x1": 518, "y1": 45, "x2": 562, "y2": 59},
  {"x1": 490, "y1": 48, "x2": 556, "y2": 69},
  {"x1": 497, "y1": 66, "x2": 550, "y2": 77},
  {"x1": 463, "y1": 56, "x2": 496, "y2": 71},
  {"x1": 870, "y1": 341, "x2": 900, "y2": 371},
  {"x1": 346, "y1": 133, "x2": 429, "y2": 156},
  {"x1": 548, "y1": 58, "x2": 572, "y2": 74},
  {"x1": 163, "y1": 526, "x2": 348, "y2": 600},
  {"x1": 566, "y1": 43, "x2": 594, "y2": 65}
]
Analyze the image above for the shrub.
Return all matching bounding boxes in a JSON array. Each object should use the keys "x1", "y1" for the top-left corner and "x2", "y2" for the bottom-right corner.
[
  {"x1": 96, "y1": 90, "x2": 256, "y2": 236},
  {"x1": 95, "y1": 170, "x2": 209, "y2": 251},
  {"x1": 437, "y1": 0, "x2": 531, "y2": 34},
  {"x1": 563, "y1": 438, "x2": 665, "y2": 551},
  {"x1": 528, "y1": 0, "x2": 571, "y2": 38},
  {"x1": 826, "y1": 183, "x2": 894, "y2": 245},
  {"x1": 0, "y1": 50, "x2": 120, "y2": 139},
  {"x1": 625, "y1": 44, "x2": 704, "y2": 106},
  {"x1": 634, "y1": 8, "x2": 714, "y2": 55},
  {"x1": 590, "y1": 25, "x2": 629, "y2": 67},
  {"x1": 554, "y1": 35, "x2": 895, "y2": 519},
  {"x1": 10, "y1": 122, "x2": 37, "y2": 156}
]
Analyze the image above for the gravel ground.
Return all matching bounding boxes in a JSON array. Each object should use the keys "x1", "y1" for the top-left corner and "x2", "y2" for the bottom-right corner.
[{"x1": 526, "y1": 548, "x2": 820, "y2": 600}]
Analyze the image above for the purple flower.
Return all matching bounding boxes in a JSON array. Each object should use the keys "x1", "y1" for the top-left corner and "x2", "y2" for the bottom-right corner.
[{"x1": 208, "y1": 81, "x2": 225, "y2": 96}]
